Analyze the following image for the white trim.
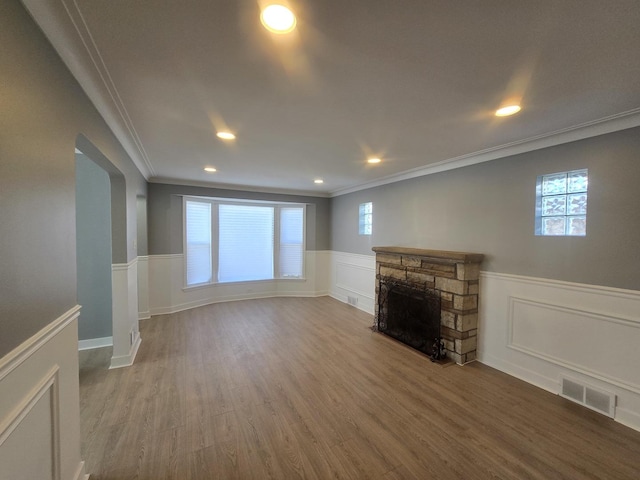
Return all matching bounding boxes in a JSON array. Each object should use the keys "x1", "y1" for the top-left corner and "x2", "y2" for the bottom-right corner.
[
  {"x1": 112, "y1": 256, "x2": 138, "y2": 271},
  {"x1": 0, "y1": 367, "x2": 61, "y2": 480},
  {"x1": 148, "y1": 253, "x2": 182, "y2": 260},
  {"x1": 55, "y1": 0, "x2": 154, "y2": 178},
  {"x1": 617, "y1": 407, "x2": 640, "y2": 432},
  {"x1": 477, "y1": 352, "x2": 559, "y2": 394},
  {"x1": 109, "y1": 331, "x2": 141, "y2": 369},
  {"x1": 330, "y1": 108, "x2": 640, "y2": 197},
  {"x1": 332, "y1": 251, "x2": 375, "y2": 262},
  {"x1": 149, "y1": 176, "x2": 330, "y2": 198},
  {"x1": 78, "y1": 336, "x2": 113, "y2": 351},
  {"x1": 0, "y1": 306, "x2": 81, "y2": 383},
  {"x1": 481, "y1": 270, "x2": 640, "y2": 300},
  {"x1": 138, "y1": 311, "x2": 151, "y2": 320}
]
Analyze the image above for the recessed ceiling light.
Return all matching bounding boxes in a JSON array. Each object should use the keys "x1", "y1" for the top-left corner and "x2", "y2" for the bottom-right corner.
[
  {"x1": 204, "y1": 167, "x2": 217, "y2": 173},
  {"x1": 367, "y1": 157, "x2": 382, "y2": 164},
  {"x1": 495, "y1": 105, "x2": 521, "y2": 117},
  {"x1": 314, "y1": 179, "x2": 324, "y2": 184},
  {"x1": 216, "y1": 131, "x2": 236, "y2": 140},
  {"x1": 260, "y1": 4, "x2": 296, "y2": 34}
]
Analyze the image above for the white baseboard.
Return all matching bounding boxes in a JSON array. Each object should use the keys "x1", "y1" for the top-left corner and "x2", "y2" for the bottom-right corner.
[
  {"x1": 109, "y1": 332, "x2": 141, "y2": 369},
  {"x1": 138, "y1": 311, "x2": 151, "y2": 321},
  {"x1": 476, "y1": 351, "x2": 558, "y2": 395},
  {"x1": 616, "y1": 407, "x2": 640, "y2": 432},
  {"x1": 78, "y1": 336, "x2": 112, "y2": 351}
]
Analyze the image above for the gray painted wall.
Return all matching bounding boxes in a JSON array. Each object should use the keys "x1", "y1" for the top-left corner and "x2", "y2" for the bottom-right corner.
[
  {"x1": 76, "y1": 154, "x2": 113, "y2": 340},
  {"x1": 0, "y1": 0, "x2": 147, "y2": 358},
  {"x1": 148, "y1": 183, "x2": 330, "y2": 254},
  {"x1": 331, "y1": 127, "x2": 640, "y2": 291}
]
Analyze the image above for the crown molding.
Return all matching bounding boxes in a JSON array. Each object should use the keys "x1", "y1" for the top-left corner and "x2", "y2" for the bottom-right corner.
[
  {"x1": 329, "y1": 108, "x2": 640, "y2": 198},
  {"x1": 148, "y1": 177, "x2": 330, "y2": 199},
  {"x1": 21, "y1": 0, "x2": 154, "y2": 179}
]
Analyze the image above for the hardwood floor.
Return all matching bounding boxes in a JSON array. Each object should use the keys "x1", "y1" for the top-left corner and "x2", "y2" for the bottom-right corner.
[{"x1": 79, "y1": 297, "x2": 640, "y2": 479}]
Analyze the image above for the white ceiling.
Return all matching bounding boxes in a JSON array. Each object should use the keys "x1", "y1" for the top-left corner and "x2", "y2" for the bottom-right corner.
[{"x1": 23, "y1": 0, "x2": 640, "y2": 196}]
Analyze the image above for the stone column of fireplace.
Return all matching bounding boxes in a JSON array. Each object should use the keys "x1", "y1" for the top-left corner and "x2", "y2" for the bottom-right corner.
[{"x1": 373, "y1": 247, "x2": 484, "y2": 365}]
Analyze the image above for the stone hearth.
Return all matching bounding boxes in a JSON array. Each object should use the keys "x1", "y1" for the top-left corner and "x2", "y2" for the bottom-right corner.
[{"x1": 373, "y1": 247, "x2": 484, "y2": 365}]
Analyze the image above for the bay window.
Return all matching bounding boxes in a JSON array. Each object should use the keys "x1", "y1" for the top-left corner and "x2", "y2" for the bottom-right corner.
[{"x1": 184, "y1": 197, "x2": 305, "y2": 286}]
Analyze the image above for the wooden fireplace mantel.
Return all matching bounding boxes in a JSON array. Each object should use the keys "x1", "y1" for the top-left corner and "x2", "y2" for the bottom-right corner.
[{"x1": 372, "y1": 246, "x2": 484, "y2": 264}]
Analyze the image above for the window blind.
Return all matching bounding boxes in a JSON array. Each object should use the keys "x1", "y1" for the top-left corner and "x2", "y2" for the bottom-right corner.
[
  {"x1": 279, "y1": 207, "x2": 304, "y2": 278},
  {"x1": 218, "y1": 204, "x2": 275, "y2": 282},
  {"x1": 185, "y1": 200, "x2": 212, "y2": 285}
]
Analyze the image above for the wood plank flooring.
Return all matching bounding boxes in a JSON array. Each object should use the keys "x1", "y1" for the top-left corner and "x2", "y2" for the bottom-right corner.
[{"x1": 79, "y1": 297, "x2": 640, "y2": 479}]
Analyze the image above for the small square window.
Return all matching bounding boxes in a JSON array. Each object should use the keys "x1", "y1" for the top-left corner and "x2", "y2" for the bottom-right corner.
[
  {"x1": 535, "y1": 169, "x2": 588, "y2": 236},
  {"x1": 359, "y1": 202, "x2": 372, "y2": 235}
]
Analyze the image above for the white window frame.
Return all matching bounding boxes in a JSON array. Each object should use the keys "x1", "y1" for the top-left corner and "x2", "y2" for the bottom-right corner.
[{"x1": 183, "y1": 196, "x2": 306, "y2": 289}]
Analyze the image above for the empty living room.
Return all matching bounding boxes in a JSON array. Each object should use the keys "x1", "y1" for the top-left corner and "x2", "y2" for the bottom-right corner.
[{"x1": 2, "y1": 1, "x2": 640, "y2": 479}]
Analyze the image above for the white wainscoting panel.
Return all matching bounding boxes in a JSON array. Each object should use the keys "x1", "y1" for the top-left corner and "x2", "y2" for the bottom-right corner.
[
  {"x1": 148, "y1": 251, "x2": 331, "y2": 316},
  {"x1": 0, "y1": 368, "x2": 58, "y2": 480},
  {"x1": 329, "y1": 251, "x2": 376, "y2": 315},
  {"x1": 111, "y1": 259, "x2": 141, "y2": 369},
  {"x1": 0, "y1": 306, "x2": 86, "y2": 480},
  {"x1": 478, "y1": 272, "x2": 640, "y2": 432},
  {"x1": 137, "y1": 255, "x2": 150, "y2": 320}
]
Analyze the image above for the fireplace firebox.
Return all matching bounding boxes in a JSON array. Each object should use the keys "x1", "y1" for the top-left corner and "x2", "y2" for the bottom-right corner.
[{"x1": 376, "y1": 278, "x2": 443, "y2": 360}]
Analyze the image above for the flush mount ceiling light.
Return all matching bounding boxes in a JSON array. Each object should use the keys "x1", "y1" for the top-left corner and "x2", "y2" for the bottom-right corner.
[
  {"x1": 367, "y1": 157, "x2": 382, "y2": 164},
  {"x1": 495, "y1": 105, "x2": 521, "y2": 117},
  {"x1": 216, "y1": 131, "x2": 236, "y2": 140},
  {"x1": 314, "y1": 179, "x2": 324, "y2": 184},
  {"x1": 204, "y1": 167, "x2": 217, "y2": 173},
  {"x1": 260, "y1": 4, "x2": 297, "y2": 34}
]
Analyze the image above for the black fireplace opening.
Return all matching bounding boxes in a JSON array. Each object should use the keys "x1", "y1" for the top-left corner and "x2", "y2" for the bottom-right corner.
[{"x1": 376, "y1": 278, "x2": 443, "y2": 360}]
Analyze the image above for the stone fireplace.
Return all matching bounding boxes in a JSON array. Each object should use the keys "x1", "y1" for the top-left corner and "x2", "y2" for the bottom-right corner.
[{"x1": 373, "y1": 247, "x2": 484, "y2": 365}]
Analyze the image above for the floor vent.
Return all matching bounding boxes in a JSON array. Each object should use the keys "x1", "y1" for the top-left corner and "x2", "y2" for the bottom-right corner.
[
  {"x1": 560, "y1": 376, "x2": 616, "y2": 418},
  {"x1": 347, "y1": 296, "x2": 358, "y2": 306}
]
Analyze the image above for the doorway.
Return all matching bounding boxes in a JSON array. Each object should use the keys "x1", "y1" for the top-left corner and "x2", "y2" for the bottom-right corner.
[{"x1": 75, "y1": 150, "x2": 113, "y2": 350}]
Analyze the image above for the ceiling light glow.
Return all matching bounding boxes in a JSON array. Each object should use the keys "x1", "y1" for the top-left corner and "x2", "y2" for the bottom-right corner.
[
  {"x1": 261, "y1": 4, "x2": 296, "y2": 34},
  {"x1": 204, "y1": 167, "x2": 217, "y2": 173},
  {"x1": 314, "y1": 179, "x2": 324, "y2": 184},
  {"x1": 495, "y1": 105, "x2": 521, "y2": 117},
  {"x1": 367, "y1": 157, "x2": 382, "y2": 164},
  {"x1": 216, "y1": 131, "x2": 236, "y2": 140}
]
